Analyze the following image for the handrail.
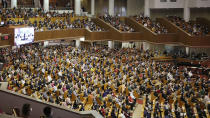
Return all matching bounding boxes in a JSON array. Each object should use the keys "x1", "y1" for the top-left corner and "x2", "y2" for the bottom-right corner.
[{"x1": 0, "y1": 89, "x2": 103, "y2": 118}]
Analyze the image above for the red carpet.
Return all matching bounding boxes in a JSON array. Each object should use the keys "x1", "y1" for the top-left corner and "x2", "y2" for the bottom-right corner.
[{"x1": 137, "y1": 99, "x2": 143, "y2": 104}]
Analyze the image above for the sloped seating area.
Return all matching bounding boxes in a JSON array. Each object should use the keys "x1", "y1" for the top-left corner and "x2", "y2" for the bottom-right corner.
[
  {"x1": 0, "y1": 8, "x2": 105, "y2": 32},
  {"x1": 167, "y1": 16, "x2": 209, "y2": 36},
  {"x1": 1, "y1": 43, "x2": 209, "y2": 118},
  {"x1": 100, "y1": 14, "x2": 135, "y2": 32},
  {"x1": 140, "y1": 66, "x2": 209, "y2": 118},
  {"x1": 133, "y1": 14, "x2": 168, "y2": 34},
  {"x1": 0, "y1": 6, "x2": 210, "y2": 118},
  {"x1": 0, "y1": 45, "x2": 146, "y2": 117}
]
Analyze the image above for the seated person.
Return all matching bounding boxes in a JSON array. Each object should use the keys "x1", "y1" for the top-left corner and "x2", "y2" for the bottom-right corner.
[
  {"x1": 22, "y1": 103, "x2": 32, "y2": 118},
  {"x1": 43, "y1": 106, "x2": 53, "y2": 118},
  {"x1": 134, "y1": 13, "x2": 168, "y2": 34}
]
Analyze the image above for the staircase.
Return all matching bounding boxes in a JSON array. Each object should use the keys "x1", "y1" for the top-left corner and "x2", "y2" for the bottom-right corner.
[
  {"x1": 132, "y1": 97, "x2": 145, "y2": 118},
  {"x1": 132, "y1": 104, "x2": 143, "y2": 118}
]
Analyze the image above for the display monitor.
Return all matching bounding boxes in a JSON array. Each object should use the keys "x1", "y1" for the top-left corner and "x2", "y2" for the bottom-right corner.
[{"x1": 14, "y1": 27, "x2": 34, "y2": 46}]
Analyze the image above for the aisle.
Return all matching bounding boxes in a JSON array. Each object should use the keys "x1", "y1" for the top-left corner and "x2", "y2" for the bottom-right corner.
[
  {"x1": 132, "y1": 104, "x2": 143, "y2": 118},
  {"x1": 132, "y1": 98, "x2": 145, "y2": 118}
]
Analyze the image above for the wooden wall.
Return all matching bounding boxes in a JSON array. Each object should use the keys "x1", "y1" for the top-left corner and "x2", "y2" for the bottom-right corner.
[
  {"x1": 0, "y1": 18, "x2": 210, "y2": 48},
  {"x1": 0, "y1": 89, "x2": 100, "y2": 118},
  {"x1": 150, "y1": 8, "x2": 183, "y2": 20},
  {"x1": 0, "y1": 27, "x2": 14, "y2": 46}
]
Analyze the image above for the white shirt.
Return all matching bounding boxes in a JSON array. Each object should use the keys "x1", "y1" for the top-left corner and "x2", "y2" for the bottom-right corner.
[
  {"x1": 188, "y1": 71, "x2": 193, "y2": 77},
  {"x1": 53, "y1": 86, "x2": 57, "y2": 92},
  {"x1": 130, "y1": 92, "x2": 135, "y2": 99},
  {"x1": 42, "y1": 68, "x2": 45, "y2": 73},
  {"x1": 48, "y1": 75, "x2": 52, "y2": 82},
  {"x1": 144, "y1": 23, "x2": 148, "y2": 27},
  {"x1": 204, "y1": 95, "x2": 210, "y2": 105},
  {"x1": 21, "y1": 79, "x2": 25, "y2": 85},
  {"x1": 66, "y1": 97, "x2": 71, "y2": 104},
  {"x1": 119, "y1": 113, "x2": 126, "y2": 118},
  {"x1": 58, "y1": 71, "x2": 62, "y2": 76}
]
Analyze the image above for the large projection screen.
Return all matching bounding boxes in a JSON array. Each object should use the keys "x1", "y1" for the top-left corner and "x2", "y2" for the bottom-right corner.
[{"x1": 14, "y1": 27, "x2": 34, "y2": 46}]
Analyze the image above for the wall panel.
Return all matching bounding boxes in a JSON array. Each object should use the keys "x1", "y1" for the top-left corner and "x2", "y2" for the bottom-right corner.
[
  {"x1": 0, "y1": 90, "x2": 102, "y2": 118},
  {"x1": 95, "y1": 0, "x2": 109, "y2": 16},
  {"x1": 191, "y1": 8, "x2": 210, "y2": 20},
  {"x1": 150, "y1": 8, "x2": 183, "y2": 19},
  {"x1": 127, "y1": 0, "x2": 144, "y2": 16}
]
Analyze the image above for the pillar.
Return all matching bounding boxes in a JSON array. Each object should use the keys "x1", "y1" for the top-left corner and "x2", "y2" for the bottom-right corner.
[
  {"x1": 43, "y1": 0, "x2": 49, "y2": 12},
  {"x1": 184, "y1": 0, "x2": 190, "y2": 22},
  {"x1": 133, "y1": 42, "x2": 142, "y2": 49},
  {"x1": 186, "y1": 47, "x2": 190, "y2": 55},
  {"x1": 76, "y1": 40, "x2": 81, "y2": 48},
  {"x1": 122, "y1": 42, "x2": 129, "y2": 48},
  {"x1": 164, "y1": 44, "x2": 175, "y2": 54},
  {"x1": 109, "y1": 0, "x2": 114, "y2": 16},
  {"x1": 143, "y1": 42, "x2": 150, "y2": 51},
  {"x1": 91, "y1": 0, "x2": 95, "y2": 16},
  {"x1": 144, "y1": 0, "x2": 150, "y2": 17},
  {"x1": 34, "y1": 0, "x2": 41, "y2": 8},
  {"x1": 11, "y1": 0, "x2": 17, "y2": 8},
  {"x1": 44, "y1": 41, "x2": 49, "y2": 47},
  {"x1": 75, "y1": 0, "x2": 81, "y2": 15},
  {"x1": 108, "y1": 41, "x2": 114, "y2": 49}
]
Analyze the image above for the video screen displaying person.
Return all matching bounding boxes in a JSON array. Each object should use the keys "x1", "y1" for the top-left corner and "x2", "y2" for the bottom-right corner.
[{"x1": 14, "y1": 27, "x2": 34, "y2": 46}]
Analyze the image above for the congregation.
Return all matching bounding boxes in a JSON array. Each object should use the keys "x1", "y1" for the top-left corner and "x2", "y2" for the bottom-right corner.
[
  {"x1": 167, "y1": 16, "x2": 209, "y2": 36},
  {"x1": 0, "y1": 8, "x2": 105, "y2": 32},
  {"x1": 133, "y1": 14, "x2": 168, "y2": 34},
  {"x1": 0, "y1": 43, "x2": 209, "y2": 118},
  {"x1": 100, "y1": 14, "x2": 135, "y2": 32},
  {"x1": 0, "y1": 2, "x2": 210, "y2": 118}
]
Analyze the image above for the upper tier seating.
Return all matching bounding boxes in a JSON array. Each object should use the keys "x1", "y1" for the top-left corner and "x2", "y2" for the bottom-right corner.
[
  {"x1": 167, "y1": 16, "x2": 209, "y2": 36},
  {"x1": 100, "y1": 14, "x2": 135, "y2": 32},
  {"x1": 0, "y1": 8, "x2": 105, "y2": 32},
  {"x1": 133, "y1": 14, "x2": 168, "y2": 34}
]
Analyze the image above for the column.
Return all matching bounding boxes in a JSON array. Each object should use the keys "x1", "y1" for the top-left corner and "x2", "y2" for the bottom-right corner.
[
  {"x1": 134, "y1": 42, "x2": 142, "y2": 49},
  {"x1": 75, "y1": 0, "x2": 81, "y2": 15},
  {"x1": 44, "y1": 41, "x2": 49, "y2": 47},
  {"x1": 34, "y1": 0, "x2": 41, "y2": 8},
  {"x1": 184, "y1": 0, "x2": 190, "y2": 22},
  {"x1": 108, "y1": 41, "x2": 114, "y2": 49},
  {"x1": 122, "y1": 42, "x2": 129, "y2": 48},
  {"x1": 43, "y1": 0, "x2": 49, "y2": 12},
  {"x1": 91, "y1": 0, "x2": 95, "y2": 16},
  {"x1": 164, "y1": 44, "x2": 175, "y2": 54},
  {"x1": 11, "y1": 0, "x2": 17, "y2": 8},
  {"x1": 144, "y1": 0, "x2": 150, "y2": 17},
  {"x1": 76, "y1": 40, "x2": 81, "y2": 48},
  {"x1": 143, "y1": 42, "x2": 150, "y2": 51},
  {"x1": 186, "y1": 47, "x2": 190, "y2": 55},
  {"x1": 109, "y1": 0, "x2": 114, "y2": 16}
]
